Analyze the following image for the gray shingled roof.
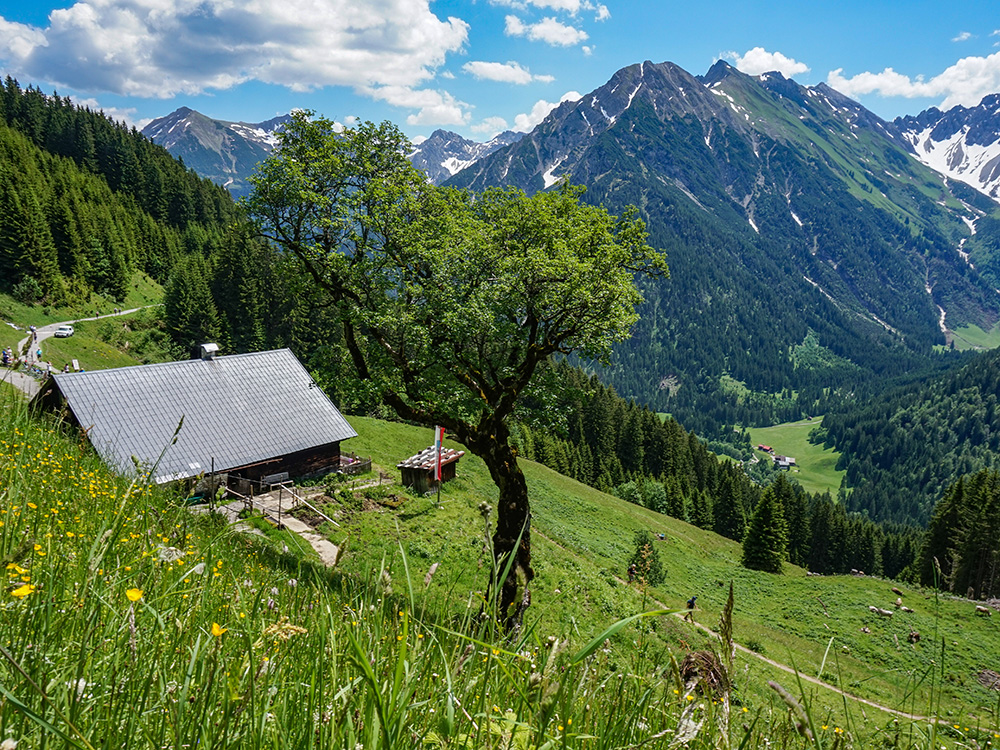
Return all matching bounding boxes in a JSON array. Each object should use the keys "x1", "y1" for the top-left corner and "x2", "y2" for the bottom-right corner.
[
  {"x1": 397, "y1": 446, "x2": 465, "y2": 470},
  {"x1": 51, "y1": 349, "x2": 356, "y2": 483}
]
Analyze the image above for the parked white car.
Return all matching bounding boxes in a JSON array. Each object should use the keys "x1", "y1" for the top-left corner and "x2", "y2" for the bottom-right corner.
[{"x1": 54, "y1": 325, "x2": 75, "y2": 338}]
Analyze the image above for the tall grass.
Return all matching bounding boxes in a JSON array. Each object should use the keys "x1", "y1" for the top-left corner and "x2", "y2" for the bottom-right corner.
[{"x1": 2, "y1": 399, "x2": 996, "y2": 748}]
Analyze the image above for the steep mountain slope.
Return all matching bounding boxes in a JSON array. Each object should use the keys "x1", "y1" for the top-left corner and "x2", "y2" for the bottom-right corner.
[
  {"x1": 142, "y1": 108, "x2": 290, "y2": 196},
  {"x1": 0, "y1": 82, "x2": 235, "y2": 305},
  {"x1": 408, "y1": 129, "x2": 524, "y2": 184},
  {"x1": 449, "y1": 60, "x2": 1000, "y2": 437}
]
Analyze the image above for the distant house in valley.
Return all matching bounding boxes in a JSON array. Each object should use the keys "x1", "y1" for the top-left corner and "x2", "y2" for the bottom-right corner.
[
  {"x1": 32, "y1": 347, "x2": 357, "y2": 487},
  {"x1": 772, "y1": 455, "x2": 796, "y2": 470},
  {"x1": 757, "y1": 444, "x2": 773, "y2": 453},
  {"x1": 397, "y1": 445, "x2": 465, "y2": 494}
]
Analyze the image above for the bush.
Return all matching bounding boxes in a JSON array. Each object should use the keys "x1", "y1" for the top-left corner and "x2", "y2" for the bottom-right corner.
[
  {"x1": 628, "y1": 530, "x2": 665, "y2": 585},
  {"x1": 12, "y1": 276, "x2": 43, "y2": 303}
]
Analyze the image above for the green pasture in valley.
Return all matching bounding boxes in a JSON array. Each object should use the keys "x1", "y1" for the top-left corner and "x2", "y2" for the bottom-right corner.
[
  {"x1": 748, "y1": 418, "x2": 845, "y2": 497},
  {"x1": 947, "y1": 322, "x2": 1000, "y2": 351}
]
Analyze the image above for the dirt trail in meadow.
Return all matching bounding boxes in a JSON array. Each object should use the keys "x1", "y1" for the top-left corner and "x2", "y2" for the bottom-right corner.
[{"x1": 531, "y1": 527, "x2": 936, "y2": 724}]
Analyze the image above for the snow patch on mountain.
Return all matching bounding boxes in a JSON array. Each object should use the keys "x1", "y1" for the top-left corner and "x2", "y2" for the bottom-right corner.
[
  {"x1": 896, "y1": 97, "x2": 1000, "y2": 203},
  {"x1": 408, "y1": 129, "x2": 524, "y2": 184},
  {"x1": 543, "y1": 157, "x2": 568, "y2": 189}
]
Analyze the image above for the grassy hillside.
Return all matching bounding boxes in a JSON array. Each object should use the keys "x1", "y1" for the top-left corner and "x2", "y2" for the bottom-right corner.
[
  {"x1": 748, "y1": 418, "x2": 846, "y2": 497},
  {"x1": 335, "y1": 417, "x2": 999, "y2": 731},
  {"x1": 0, "y1": 272, "x2": 163, "y2": 332},
  {"x1": 2, "y1": 401, "x2": 998, "y2": 748}
]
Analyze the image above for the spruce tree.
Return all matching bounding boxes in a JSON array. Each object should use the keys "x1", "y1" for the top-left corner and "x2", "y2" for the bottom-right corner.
[
  {"x1": 713, "y1": 467, "x2": 746, "y2": 541},
  {"x1": 742, "y1": 485, "x2": 788, "y2": 573}
]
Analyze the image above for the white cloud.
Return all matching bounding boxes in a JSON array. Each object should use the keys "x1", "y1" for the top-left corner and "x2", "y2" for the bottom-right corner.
[
  {"x1": 953, "y1": 31, "x2": 973, "y2": 42},
  {"x1": 582, "y1": 45, "x2": 593, "y2": 56},
  {"x1": 0, "y1": 0, "x2": 469, "y2": 100},
  {"x1": 828, "y1": 51, "x2": 1000, "y2": 110},
  {"x1": 724, "y1": 47, "x2": 811, "y2": 78},
  {"x1": 505, "y1": 14, "x2": 588, "y2": 46},
  {"x1": 594, "y1": 4, "x2": 610, "y2": 21},
  {"x1": 462, "y1": 60, "x2": 553, "y2": 84},
  {"x1": 513, "y1": 90, "x2": 581, "y2": 131},
  {"x1": 71, "y1": 96, "x2": 142, "y2": 127},
  {"x1": 471, "y1": 116, "x2": 510, "y2": 135},
  {"x1": 491, "y1": 0, "x2": 583, "y2": 13},
  {"x1": 0, "y1": 17, "x2": 46, "y2": 60},
  {"x1": 364, "y1": 84, "x2": 470, "y2": 126}
]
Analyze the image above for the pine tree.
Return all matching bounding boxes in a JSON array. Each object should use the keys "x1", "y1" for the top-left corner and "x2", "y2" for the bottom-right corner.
[
  {"x1": 664, "y1": 475, "x2": 685, "y2": 519},
  {"x1": 691, "y1": 489, "x2": 714, "y2": 530},
  {"x1": 742, "y1": 485, "x2": 788, "y2": 573},
  {"x1": 713, "y1": 467, "x2": 746, "y2": 541},
  {"x1": 164, "y1": 254, "x2": 223, "y2": 352}
]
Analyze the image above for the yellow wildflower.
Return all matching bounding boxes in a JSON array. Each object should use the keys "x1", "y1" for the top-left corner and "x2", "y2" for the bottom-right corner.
[
  {"x1": 211, "y1": 622, "x2": 228, "y2": 637},
  {"x1": 11, "y1": 583, "x2": 35, "y2": 598},
  {"x1": 126, "y1": 588, "x2": 143, "y2": 602}
]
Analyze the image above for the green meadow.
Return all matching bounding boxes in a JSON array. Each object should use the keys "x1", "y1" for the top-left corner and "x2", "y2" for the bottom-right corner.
[
  {"x1": 947, "y1": 323, "x2": 1000, "y2": 352},
  {"x1": 2, "y1": 401, "x2": 999, "y2": 749}
]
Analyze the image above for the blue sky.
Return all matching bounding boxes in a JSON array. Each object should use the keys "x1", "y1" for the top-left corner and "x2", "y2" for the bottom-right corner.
[{"x1": 1, "y1": 0, "x2": 999, "y2": 141}]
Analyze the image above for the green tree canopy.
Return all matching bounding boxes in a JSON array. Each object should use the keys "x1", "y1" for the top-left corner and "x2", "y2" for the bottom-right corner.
[
  {"x1": 742, "y1": 483, "x2": 789, "y2": 574},
  {"x1": 244, "y1": 113, "x2": 667, "y2": 626}
]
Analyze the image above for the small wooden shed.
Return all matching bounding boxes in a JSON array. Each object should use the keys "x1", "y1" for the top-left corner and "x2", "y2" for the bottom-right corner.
[{"x1": 397, "y1": 446, "x2": 465, "y2": 493}]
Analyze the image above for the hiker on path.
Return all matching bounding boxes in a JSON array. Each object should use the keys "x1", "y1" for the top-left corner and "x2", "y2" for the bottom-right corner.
[
  {"x1": 684, "y1": 595, "x2": 697, "y2": 622},
  {"x1": 628, "y1": 563, "x2": 638, "y2": 583}
]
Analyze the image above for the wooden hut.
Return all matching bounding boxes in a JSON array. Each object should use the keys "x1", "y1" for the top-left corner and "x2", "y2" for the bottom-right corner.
[
  {"x1": 397, "y1": 446, "x2": 465, "y2": 493},
  {"x1": 32, "y1": 347, "x2": 357, "y2": 486}
]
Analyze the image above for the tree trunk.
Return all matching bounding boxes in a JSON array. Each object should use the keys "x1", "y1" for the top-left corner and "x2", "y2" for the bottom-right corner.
[{"x1": 474, "y1": 424, "x2": 534, "y2": 631}]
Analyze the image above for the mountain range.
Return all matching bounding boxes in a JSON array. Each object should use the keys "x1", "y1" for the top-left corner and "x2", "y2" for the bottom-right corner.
[
  {"x1": 446, "y1": 60, "x2": 1000, "y2": 432},
  {"x1": 408, "y1": 129, "x2": 524, "y2": 184},
  {"x1": 143, "y1": 61, "x2": 1000, "y2": 441},
  {"x1": 141, "y1": 107, "x2": 291, "y2": 197}
]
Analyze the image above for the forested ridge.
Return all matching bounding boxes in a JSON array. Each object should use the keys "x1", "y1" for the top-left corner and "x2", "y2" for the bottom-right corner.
[
  {"x1": 0, "y1": 78, "x2": 235, "y2": 306},
  {"x1": 819, "y1": 345, "x2": 1000, "y2": 526}
]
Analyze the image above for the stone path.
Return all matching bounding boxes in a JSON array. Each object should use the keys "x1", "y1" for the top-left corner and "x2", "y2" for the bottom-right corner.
[
  {"x1": 1, "y1": 367, "x2": 40, "y2": 398},
  {"x1": 213, "y1": 486, "x2": 346, "y2": 567}
]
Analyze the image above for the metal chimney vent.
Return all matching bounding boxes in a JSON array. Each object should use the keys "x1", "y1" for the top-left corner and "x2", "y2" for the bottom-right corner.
[{"x1": 200, "y1": 343, "x2": 219, "y2": 360}]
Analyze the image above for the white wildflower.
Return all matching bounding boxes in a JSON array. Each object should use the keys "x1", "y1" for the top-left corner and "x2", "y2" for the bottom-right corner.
[{"x1": 156, "y1": 546, "x2": 184, "y2": 563}]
